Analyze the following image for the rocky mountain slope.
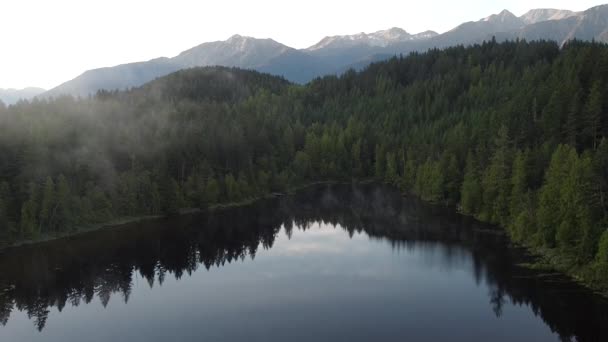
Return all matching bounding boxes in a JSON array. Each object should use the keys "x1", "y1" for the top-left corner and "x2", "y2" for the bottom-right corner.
[{"x1": 43, "y1": 4, "x2": 608, "y2": 97}]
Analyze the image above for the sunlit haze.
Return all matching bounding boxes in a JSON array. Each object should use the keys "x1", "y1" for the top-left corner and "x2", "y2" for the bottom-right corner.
[{"x1": 1, "y1": 0, "x2": 606, "y2": 89}]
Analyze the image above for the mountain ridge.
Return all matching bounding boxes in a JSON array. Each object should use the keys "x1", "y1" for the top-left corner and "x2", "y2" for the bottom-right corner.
[
  {"x1": 0, "y1": 87, "x2": 46, "y2": 105},
  {"x1": 520, "y1": 8, "x2": 578, "y2": 25},
  {"x1": 494, "y1": 4, "x2": 608, "y2": 47},
  {"x1": 43, "y1": 4, "x2": 608, "y2": 97}
]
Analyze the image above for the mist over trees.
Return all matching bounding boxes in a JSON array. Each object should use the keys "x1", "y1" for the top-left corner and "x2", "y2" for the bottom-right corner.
[{"x1": 1, "y1": 40, "x2": 608, "y2": 287}]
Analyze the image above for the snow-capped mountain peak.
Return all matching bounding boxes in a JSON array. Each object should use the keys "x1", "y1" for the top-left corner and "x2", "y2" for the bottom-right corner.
[
  {"x1": 307, "y1": 27, "x2": 435, "y2": 51},
  {"x1": 226, "y1": 34, "x2": 256, "y2": 51},
  {"x1": 370, "y1": 27, "x2": 410, "y2": 40},
  {"x1": 520, "y1": 9, "x2": 578, "y2": 25},
  {"x1": 413, "y1": 30, "x2": 439, "y2": 39},
  {"x1": 482, "y1": 9, "x2": 520, "y2": 23},
  {"x1": 172, "y1": 34, "x2": 292, "y2": 69}
]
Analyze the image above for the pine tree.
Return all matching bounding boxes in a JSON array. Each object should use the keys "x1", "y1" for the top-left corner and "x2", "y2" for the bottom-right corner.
[
  {"x1": 509, "y1": 150, "x2": 528, "y2": 221},
  {"x1": 573, "y1": 154, "x2": 602, "y2": 261},
  {"x1": 481, "y1": 126, "x2": 512, "y2": 225},
  {"x1": 538, "y1": 145, "x2": 576, "y2": 248},
  {"x1": 39, "y1": 177, "x2": 56, "y2": 234},
  {"x1": 510, "y1": 192, "x2": 536, "y2": 243},
  {"x1": 0, "y1": 182, "x2": 11, "y2": 238},
  {"x1": 563, "y1": 91, "x2": 582, "y2": 147},
  {"x1": 414, "y1": 159, "x2": 443, "y2": 202},
  {"x1": 461, "y1": 152, "x2": 482, "y2": 215},
  {"x1": 205, "y1": 177, "x2": 221, "y2": 205},
  {"x1": 55, "y1": 175, "x2": 72, "y2": 232},
  {"x1": 88, "y1": 185, "x2": 113, "y2": 223},
  {"x1": 20, "y1": 182, "x2": 40, "y2": 240},
  {"x1": 440, "y1": 152, "x2": 460, "y2": 204},
  {"x1": 237, "y1": 172, "x2": 251, "y2": 199},
  {"x1": 374, "y1": 145, "x2": 386, "y2": 180},
  {"x1": 225, "y1": 174, "x2": 240, "y2": 201},
  {"x1": 595, "y1": 229, "x2": 608, "y2": 283},
  {"x1": 385, "y1": 151, "x2": 398, "y2": 184},
  {"x1": 256, "y1": 170, "x2": 271, "y2": 195},
  {"x1": 293, "y1": 151, "x2": 311, "y2": 181},
  {"x1": 582, "y1": 81, "x2": 602, "y2": 149},
  {"x1": 162, "y1": 178, "x2": 182, "y2": 215},
  {"x1": 350, "y1": 139, "x2": 363, "y2": 177},
  {"x1": 594, "y1": 138, "x2": 608, "y2": 217},
  {"x1": 541, "y1": 89, "x2": 567, "y2": 144},
  {"x1": 598, "y1": 229, "x2": 608, "y2": 264},
  {"x1": 402, "y1": 151, "x2": 417, "y2": 191}
]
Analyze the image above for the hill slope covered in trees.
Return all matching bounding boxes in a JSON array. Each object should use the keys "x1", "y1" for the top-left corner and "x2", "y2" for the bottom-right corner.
[{"x1": 1, "y1": 40, "x2": 608, "y2": 291}]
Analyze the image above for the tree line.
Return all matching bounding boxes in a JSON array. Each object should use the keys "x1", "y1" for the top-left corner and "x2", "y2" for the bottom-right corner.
[{"x1": 0, "y1": 40, "x2": 607, "y2": 287}]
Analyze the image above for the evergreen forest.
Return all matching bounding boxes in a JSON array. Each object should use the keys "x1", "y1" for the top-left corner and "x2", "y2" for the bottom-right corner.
[{"x1": 1, "y1": 39, "x2": 607, "y2": 289}]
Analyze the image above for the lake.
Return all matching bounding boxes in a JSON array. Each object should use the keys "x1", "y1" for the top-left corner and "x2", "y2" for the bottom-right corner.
[{"x1": 0, "y1": 183, "x2": 606, "y2": 341}]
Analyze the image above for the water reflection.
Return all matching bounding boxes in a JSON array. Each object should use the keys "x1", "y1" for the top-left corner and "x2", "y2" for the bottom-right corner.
[{"x1": 0, "y1": 183, "x2": 606, "y2": 341}]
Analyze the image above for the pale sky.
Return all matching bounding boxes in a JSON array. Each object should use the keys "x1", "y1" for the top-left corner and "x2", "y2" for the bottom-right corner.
[{"x1": 1, "y1": 0, "x2": 606, "y2": 89}]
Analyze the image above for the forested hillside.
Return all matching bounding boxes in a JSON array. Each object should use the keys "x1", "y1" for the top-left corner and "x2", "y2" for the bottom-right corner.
[{"x1": 1, "y1": 39, "x2": 607, "y2": 289}]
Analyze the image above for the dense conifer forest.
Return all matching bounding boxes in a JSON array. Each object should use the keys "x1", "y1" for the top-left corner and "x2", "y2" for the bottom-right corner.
[{"x1": 0, "y1": 39, "x2": 607, "y2": 289}]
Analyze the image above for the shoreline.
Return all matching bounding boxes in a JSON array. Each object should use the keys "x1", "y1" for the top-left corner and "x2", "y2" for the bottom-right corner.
[
  {"x1": 0, "y1": 180, "x2": 354, "y2": 252},
  {"x1": 1, "y1": 179, "x2": 606, "y2": 298},
  {"x1": 449, "y1": 210, "x2": 608, "y2": 298},
  {"x1": 516, "y1": 244, "x2": 608, "y2": 298}
]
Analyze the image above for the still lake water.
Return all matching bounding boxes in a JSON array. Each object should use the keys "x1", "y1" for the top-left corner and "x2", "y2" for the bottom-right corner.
[{"x1": 0, "y1": 184, "x2": 606, "y2": 341}]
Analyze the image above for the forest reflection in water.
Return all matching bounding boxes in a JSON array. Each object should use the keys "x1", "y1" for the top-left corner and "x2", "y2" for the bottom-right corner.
[{"x1": 0, "y1": 183, "x2": 606, "y2": 342}]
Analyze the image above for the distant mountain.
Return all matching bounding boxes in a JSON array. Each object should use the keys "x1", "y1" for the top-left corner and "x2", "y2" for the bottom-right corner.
[
  {"x1": 173, "y1": 35, "x2": 292, "y2": 68},
  {"x1": 46, "y1": 58, "x2": 181, "y2": 97},
  {"x1": 0, "y1": 87, "x2": 46, "y2": 105},
  {"x1": 368, "y1": 6, "x2": 608, "y2": 61},
  {"x1": 496, "y1": 5, "x2": 608, "y2": 46},
  {"x1": 303, "y1": 28, "x2": 438, "y2": 73},
  {"x1": 43, "y1": 4, "x2": 608, "y2": 97},
  {"x1": 520, "y1": 9, "x2": 577, "y2": 25},
  {"x1": 175, "y1": 35, "x2": 328, "y2": 84},
  {"x1": 257, "y1": 49, "x2": 332, "y2": 84},
  {"x1": 46, "y1": 35, "x2": 321, "y2": 96},
  {"x1": 306, "y1": 28, "x2": 437, "y2": 54},
  {"x1": 414, "y1": 10, "x2": 525, "y2": 50}
]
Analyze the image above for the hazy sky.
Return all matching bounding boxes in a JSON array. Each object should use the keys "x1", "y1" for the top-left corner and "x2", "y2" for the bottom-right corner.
[{"x1": 1, "y1": 0, "x2": 606, "y2": 89}]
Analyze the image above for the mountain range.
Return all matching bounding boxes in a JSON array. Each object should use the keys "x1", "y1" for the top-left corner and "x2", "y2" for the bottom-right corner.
[
  {"x1": 15, "y1": 4, "x2": 608, "y2": 99},
  {"x1": 0, "y1": 87, "x2": 46, "y2": 105}
]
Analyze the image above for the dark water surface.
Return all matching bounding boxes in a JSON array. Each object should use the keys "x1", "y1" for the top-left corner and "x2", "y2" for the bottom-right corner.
[{"x1": 0, "y1": 184, "x2": 606, "y2": 341}]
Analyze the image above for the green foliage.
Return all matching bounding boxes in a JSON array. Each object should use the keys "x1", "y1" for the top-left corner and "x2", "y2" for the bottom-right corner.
[
  {"x1": 481, "y1": 126, "x2": 512, "y2": 225},
  {"x1": 293, "y1": 151, "x2": 312, "y2": 181},
  {"x1": 224, "y1": 174, "x2": 241, "y2": 201},
  {"x1": 535, "y1": 145, "x2": 601, "y2": 260},
  {"x1": 385, "y1": 152, "x2": 398, "y2": 184},
  {"x1": 509, "y1": 150, "x2": 529, "y2": 221},
  {"x1": 205, "y1": 177, "x2": 221, "y2": 204},
  {"x1": 162, "y1": 178, "x2": 182, "y2": 216},
  {"x1": 20, "y1": 182, "x2": 40, "y2": 240},
  {"x1": 402, "y1": 156, "x2": 417, "y2": 191},
  {"x1": 350, "y1": 139, "x2": 364, "y2": 177},
  {"x1": 461, "y1": 152, "x2": 482, "y2": 216},
  {"x1": 596, "y1": 230, "x2": 608, "y2": 283},
  {"x1": 537, "y1": 145, "x2": 576, "y2": 247},
  {"x1": 509, "y1": 192, "x2": 536, "y2": 243},
  {"x1": 598, "y1": 230, "x2": 608, "y2": 264},
  {"x1": 0, "y1": 182, "x2": 13, "y2": 238},
  {"x1": 55, "y1": 175, "x2": 73, "y2": 231},
  {"x1": 39, "y1": 177, "x2": 55, "y2": 234},
  {"x1": 414, "y1": 159, "x2": 443, "y2": 203},
  {"x1": 440, "y1": 152, "x2": 460, "y2": 204},
  {"x1": 374, "y1": 145, "x2": 386, "y2": 180},
  {"x1": 2, "y1": 42, "x2": 608, "y2": 289},
  {"x1": 582, "y1": 80, "x2": 602, "y2": 149}
]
